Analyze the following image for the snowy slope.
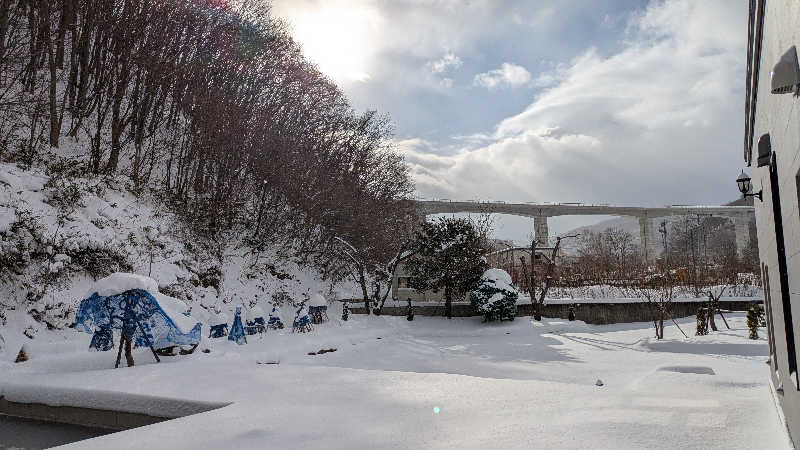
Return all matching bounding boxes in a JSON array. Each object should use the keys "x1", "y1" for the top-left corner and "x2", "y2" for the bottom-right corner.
[{"x1": 0, "y1": 161, "x2": 357, "y2": 357}]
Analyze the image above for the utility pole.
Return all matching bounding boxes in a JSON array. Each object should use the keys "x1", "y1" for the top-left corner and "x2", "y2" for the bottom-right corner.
[{"x1": 659, "y1": 220, "x2": 668, "y2": 268}]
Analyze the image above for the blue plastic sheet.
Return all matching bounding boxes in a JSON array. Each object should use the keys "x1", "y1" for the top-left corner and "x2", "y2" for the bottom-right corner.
[
  {"x1": 245, "y1": 317, "x2": 265, "y2": 335},
  {"x1": 209, "y1": 323, "x2": 228, "y2": 338},
  {"x1": 74, "y1": 289, "x2": 202, "y2": 351},
  {"x1": 267, "y1": 305, "x2": 284, "y2": 330},
  {"x1": 293, "y1": 305, "x2": 312, "y2": 332},
  {"x1": 228, "y1": 307, "x2": 247, "y2": 345}
]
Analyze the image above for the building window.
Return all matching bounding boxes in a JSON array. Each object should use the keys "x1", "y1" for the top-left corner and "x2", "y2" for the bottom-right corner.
[{"x1": 398, "y1": 277, "x2": 409, "y2": 289}]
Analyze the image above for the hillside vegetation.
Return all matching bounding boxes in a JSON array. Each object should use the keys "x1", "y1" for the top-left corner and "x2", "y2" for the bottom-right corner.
[{"x1": 0, "y1": 0, "x2": 416, "y2": 339}]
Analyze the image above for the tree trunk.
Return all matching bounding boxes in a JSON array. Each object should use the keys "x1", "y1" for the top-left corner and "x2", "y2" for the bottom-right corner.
[
  {"x1": 0, "y1": 0, "x2": 10, "y2": 64},
  {"x1": 359, "y1": 270, "x2": 370, "y2": 315},
  {"x1": 445, "y1": 287, "x2": 452, "y2": 319},
  {"x1": 708, "y1": 296, "x2": 718, "y2": 331},
  {"x1": 124, "y1": 335, "x2": 134, "y2": 367},
  {"x1": 115, "y1": 334, "x2": 124, "y2": 368},
  {"x1": 47, "y1": 27, "x2": 59, "y2": 147},
  {"x1": 519, "y1": 257, "x2": 529, "y2": 294}
]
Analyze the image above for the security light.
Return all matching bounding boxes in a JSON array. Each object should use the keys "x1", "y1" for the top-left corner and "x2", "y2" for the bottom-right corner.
[
  {"x1": 771, "y1": 46, "x2": 800, "y2": 94},
  {"x1": 736, "y1": 170, "x2": 762, "y2": 201}
]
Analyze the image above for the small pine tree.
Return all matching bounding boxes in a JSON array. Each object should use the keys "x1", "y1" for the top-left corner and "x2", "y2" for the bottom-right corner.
[
  {"x1": 753, "y1": 303, "x2": 766, "y2": 327},
  {"x1": 568, "y1": 305, "x2": 576, "y2": 321},
  {"x1": 406, "y1": 298, "x2": 414, "y2": 321},
  {"x1": 470, "y1": 269, "x2": 518, "y2": 322},
  {"x1": 696, "y1": 307, "x2": 708, "y2": 336},
  {"x1": 404, "y1": 218, "x2": 488, "y2": 319},
  {"x1": 341, "y1": 302, "x2": 349, "y2": 321},
  {"x1": 747, "y1": 306, "x2": 759, "y2": 340}
]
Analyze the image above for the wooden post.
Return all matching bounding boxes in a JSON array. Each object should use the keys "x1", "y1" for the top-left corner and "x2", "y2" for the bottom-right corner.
[
  {"x1": 718, "y1": 310, "x2": 731, "y2": 329},
  {"x1": 136, "y1": 320, "x2": 160, "y2": 363},
  {"x1": 115, "y1": 335, "x2": 124, "y2": 369},
  {"x1": 124, "y1": 336, "x2": 134, "y2": 367}
]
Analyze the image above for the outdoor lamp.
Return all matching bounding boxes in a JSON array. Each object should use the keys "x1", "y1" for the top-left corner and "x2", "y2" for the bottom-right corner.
[{"x1": 737, "y1": 170, "x2": 763, "y2": 201}]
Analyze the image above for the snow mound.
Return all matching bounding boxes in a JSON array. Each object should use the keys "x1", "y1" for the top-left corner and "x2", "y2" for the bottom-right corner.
[
  {"x1": 309, "y1": 294, "x2": 326, "y2": 307},
  {"x1": 480, "y1": 269, "x2": 514, "y2": 291},
  {"x1": 87, "y1": 272, "x2": 159, "y2": 298}
]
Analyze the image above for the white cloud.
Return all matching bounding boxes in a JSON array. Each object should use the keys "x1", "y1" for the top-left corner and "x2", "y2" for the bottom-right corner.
[
  {"x1": 474, "y1": 63, "x2": 532, "y2": 89},
  {"x1": 408, "y1": 0, "x2": 746, "y2": 210},
  {"x1": 428, "y1": 52, "x2": 463, "y2": 74}
]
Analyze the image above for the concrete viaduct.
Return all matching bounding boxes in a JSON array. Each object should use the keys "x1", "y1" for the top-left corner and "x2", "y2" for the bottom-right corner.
[{"x1": 415, "y1": 200, "x2": 755, "y2": 263}]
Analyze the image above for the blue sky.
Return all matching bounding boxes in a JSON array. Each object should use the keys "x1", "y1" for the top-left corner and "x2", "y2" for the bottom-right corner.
[{"x1": 272, "y1": 0, "x2": 748, "y2": 243}]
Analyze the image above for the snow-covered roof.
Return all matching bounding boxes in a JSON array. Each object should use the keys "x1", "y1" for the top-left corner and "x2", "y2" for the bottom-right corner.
[{"x1": 86, "y1": 272, "x2": 159, "y2": 298}]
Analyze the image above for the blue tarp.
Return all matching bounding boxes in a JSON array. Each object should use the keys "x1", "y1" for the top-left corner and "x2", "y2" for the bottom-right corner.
[
  {"x1": 293, "y1": 304, "x2": 312, "y2": 332},
  {"x1": 267, "y1": 305, "x2": 283, "y2": 329},
  {"x1": 209, "y1": 323, "x2": 228, "y2": 338},
  {"x1": 228, "y1": 307, "x2": 247, "y2": 345},
  {"x1": 245, "y1": 317, "x2": 265, "y2": 335},
  {"x1": 75, "y1": 289, "x2": 202, "y2": 351}
]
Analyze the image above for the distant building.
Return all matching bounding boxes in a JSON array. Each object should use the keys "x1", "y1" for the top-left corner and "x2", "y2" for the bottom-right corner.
[
  {"x1": 743, "y1": 1, "x2": 800, "y2": 443},
  {"x1": 483, "y1": 246, "x2": 557, "y2": 289},
  {"x1": 392, "y1": 261, "x2": 450, "y2": 302},
  {"x1": 391, "y1": 245, "x2": 558, "y2": 301}
]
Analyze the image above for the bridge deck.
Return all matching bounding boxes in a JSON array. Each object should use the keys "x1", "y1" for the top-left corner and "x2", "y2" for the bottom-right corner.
[{"x1": 416, "y1": 200, "x2": 754, "y2": 218}]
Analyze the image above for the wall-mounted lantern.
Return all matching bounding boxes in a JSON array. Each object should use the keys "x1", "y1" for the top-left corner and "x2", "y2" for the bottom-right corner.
[
  {"x1": 737, "y1": 170, "x2": 763, "y2": 201},
  {"x1": 771, "y1": 46, "x2": 799, "y2": 94}
]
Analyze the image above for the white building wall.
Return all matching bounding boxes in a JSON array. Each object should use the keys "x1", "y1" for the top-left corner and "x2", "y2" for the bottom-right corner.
[{"x1": 750, "y1": 0, "x2": 800, "y2": 442}]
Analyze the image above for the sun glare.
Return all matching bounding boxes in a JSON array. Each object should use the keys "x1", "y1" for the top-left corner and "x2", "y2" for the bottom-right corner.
[{"x1": 292, "y1": 6, "x2": 378, "y2": 83}]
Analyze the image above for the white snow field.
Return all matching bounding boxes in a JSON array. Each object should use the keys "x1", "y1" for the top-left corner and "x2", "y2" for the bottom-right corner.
[{"x1": 0, "y1": 311, "x2": 789, "y2": 449}]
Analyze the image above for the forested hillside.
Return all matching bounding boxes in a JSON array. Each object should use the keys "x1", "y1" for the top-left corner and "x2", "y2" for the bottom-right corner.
[{"x1": 0, "y1": 0, "x2": 416, "y2": 337}]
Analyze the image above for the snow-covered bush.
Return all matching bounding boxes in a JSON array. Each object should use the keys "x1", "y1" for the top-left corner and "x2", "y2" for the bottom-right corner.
[
  {"x1": 747, "y1": 306, "x2": 761, "y2": 339},
  {"x1": 753, "y1": 303, "x2": 766, "y2": 327},
  {"x1": 470, "y1": 269, "x2": 518, "y2": 322}
]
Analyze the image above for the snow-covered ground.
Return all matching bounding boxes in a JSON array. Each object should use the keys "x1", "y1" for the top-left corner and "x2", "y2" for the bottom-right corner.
[{"x1": 0, "y1": 308, "x2": 788, "y2": 449}]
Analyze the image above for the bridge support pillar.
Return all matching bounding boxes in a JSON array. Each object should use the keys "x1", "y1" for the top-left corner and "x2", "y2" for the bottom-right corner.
[
  {"x1": 534, "y1": 216, "x2": 549, "y2": 246},
  {"x1": 733, "y1": 217, "x2": 750, "y2": 258},
  {"x1": 639, "y1": 217, "x2": 657, "y2": 265}
]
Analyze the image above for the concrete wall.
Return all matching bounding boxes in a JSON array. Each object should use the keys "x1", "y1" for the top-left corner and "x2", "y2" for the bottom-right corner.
[
  {"x1": 747, "y1": 0, "x2": 800, "y2": 444},
  {"x1": 350, "y1": 300, "x2": 762, "y2": 325},
  {"x1": 0, "y1": 397, "x2": 168, "y2": 431},
  {"x1": 0, "y1": 394, "x2": 227, "y2": 431}
]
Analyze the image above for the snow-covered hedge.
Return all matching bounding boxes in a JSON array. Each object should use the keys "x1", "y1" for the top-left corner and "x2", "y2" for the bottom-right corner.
[{"x1": 470, "y1": 269, "x2": 518, "y2": 322}]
